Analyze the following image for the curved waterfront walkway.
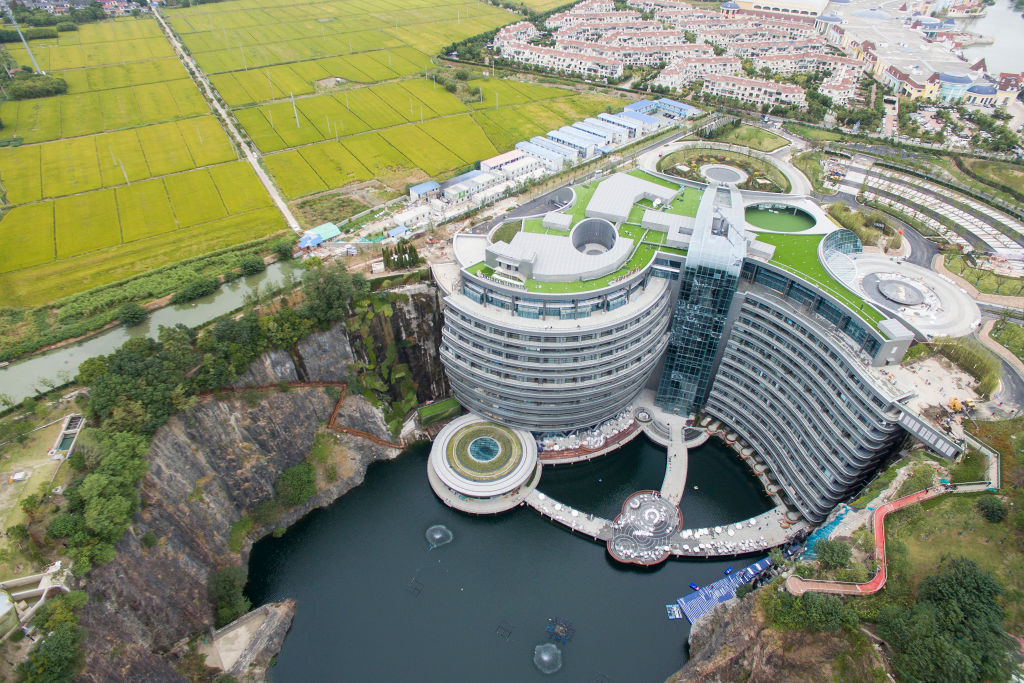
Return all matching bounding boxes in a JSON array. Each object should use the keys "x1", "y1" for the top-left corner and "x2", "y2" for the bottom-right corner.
[
  {"x1": 787, "y1": 481, "x2": 993, "y2": 596},
  {"x1": 525, "y1": 489, "x2": 613, "y2": 541}
]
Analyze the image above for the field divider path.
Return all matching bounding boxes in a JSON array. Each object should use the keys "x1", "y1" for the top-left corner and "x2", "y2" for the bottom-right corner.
[{"x1": 153, "y1": 7, "x2": 301, "y2": 234}]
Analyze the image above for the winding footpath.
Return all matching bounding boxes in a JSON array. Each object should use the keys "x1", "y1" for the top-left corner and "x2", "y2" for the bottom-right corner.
[{"x1": 786, "y1": 481, "x2": 993, "y2": 596}]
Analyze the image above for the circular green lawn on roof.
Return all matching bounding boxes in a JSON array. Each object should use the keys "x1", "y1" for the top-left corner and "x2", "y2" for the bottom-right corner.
[
  {"x1": 445, "y1": 422, "x2": 523, "y2": 482},
  {"x1": 745, "y1": 205, "x2": 816, "y2": 232}
]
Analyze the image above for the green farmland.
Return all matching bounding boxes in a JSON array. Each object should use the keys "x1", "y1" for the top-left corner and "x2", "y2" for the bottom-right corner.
[
  {"x1": 0, "y1": 18, "x2": 283, "y2": 306},
  {"x1": 0, "y1": 0, "x2": 631, "y2": 309},
  {"x1": 166, "y1": 0, "x2": 626, "y2": 198}
]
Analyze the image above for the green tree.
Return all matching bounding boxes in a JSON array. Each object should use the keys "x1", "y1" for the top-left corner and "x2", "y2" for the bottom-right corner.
[
  {"x1": 879, "y1": 558, "x2": 1013, "y2": 683},
  {"x1": 16, "y1": 622, "x2": 84, "y2": 683},
  {"x1": 275, "y1": 462, "x2": 317, "y2": 506},
  {"x1": 271, "y1": 237, "x2": 295, "y2": 260},
  {"x1": 976, "y1": 495, "x2": 1006, "y2": 523},
  {"x1": 208, "y1": 566, "x2": 251, "y2": 628},
  {"x1": 116, "y1": 301, "x2": 147, "y2": 327},
  {"x1": 300, "y1": 265, "x2": 355, "y2": 327},
  {"x1": 814, "y1": 539, "x2": 852, "y2": 571},
  {"x1": 238, "y1": 255, "x2": 266, "y2": 276}
]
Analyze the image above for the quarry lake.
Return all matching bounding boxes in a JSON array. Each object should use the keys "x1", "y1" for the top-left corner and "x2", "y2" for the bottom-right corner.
[{"x1": 247, "y1": 436, "x2": 772, "y2": 682}]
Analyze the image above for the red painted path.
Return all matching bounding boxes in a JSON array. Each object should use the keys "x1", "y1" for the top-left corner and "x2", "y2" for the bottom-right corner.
[{"x1": 787, "y1": 487, "x2": 944, "y2": 596}]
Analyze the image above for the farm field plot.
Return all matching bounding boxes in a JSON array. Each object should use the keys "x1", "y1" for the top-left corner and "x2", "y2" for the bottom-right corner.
[
  {"x1": 0, "y1": 207, "x2": 284, "y2": 308},
  {"x1": 0, "y1": 15, "x2": 287, "y2": 307},
  {"x1": 418, "y1": 115, "x2": 497, "y2": 164},
  {"x1": 166, "y1": 0, "x2": 512, "y2": 76},
  {"x1": 379, "y1": 124, "x2": 461, "y2": 176},
  {"x1": 0, "y1": 117, "x2": 238, "y2": 202},
  {"x1": 467, "y1": 79, "x2": 567, "y2": 109}
]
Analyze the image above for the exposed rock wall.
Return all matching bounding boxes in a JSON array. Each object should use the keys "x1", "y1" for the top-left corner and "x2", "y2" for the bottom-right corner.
[
  {"x1": 73, "y1": 284, "x2": 448, "y2": 681},
  {"x1": 668, "y1": 592, "x2": 888, "y2": 683},
  {"x1": 230, "y1": 284, "x2": 448, "y2": 401}
]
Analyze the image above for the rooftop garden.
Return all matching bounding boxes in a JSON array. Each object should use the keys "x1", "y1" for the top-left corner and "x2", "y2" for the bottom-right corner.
[
  {"x1": 565, "y1": 182, "x2": 598, "y2": 225},
  {"x1": 665, "y1": 188, "x2": 702, "y2": 217},
  {"x1": 744, "y1": 205, "x2": 816, "y2": 232},
  {"x1": 627, "y1": 169, "x2": 683, "y2": 190},
  {"x1": 753, "y1": 233, "x2": 887, "y2": 330},
  {"x1": 464, "y1": 241, "x2": 660, "y2": 294}
]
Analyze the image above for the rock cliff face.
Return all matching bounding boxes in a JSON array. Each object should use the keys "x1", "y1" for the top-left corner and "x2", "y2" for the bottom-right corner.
[
  {"x1": 668, "y1": 591, "x2": 888, "y2": 683},
  {"x1": 232, "y1": 284, "x2": 448, "y2": 403},
  {"x1": 74, "y1": 285, "x2": 448, "y2": 681}
]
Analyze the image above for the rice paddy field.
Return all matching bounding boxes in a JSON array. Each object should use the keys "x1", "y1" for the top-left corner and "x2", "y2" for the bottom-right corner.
[
  {"x1": 254, "y1": 82, "x2": 621, "y2": 197},
  {"x1": 165, "y1": 0, "x2": 625, "y2": 197},
  {"x1": 0, "y1": 0, "x2": 628, "y2": 307},
  {"x1": 0, "y1": 18, "x2": 282, "y2": 306}
]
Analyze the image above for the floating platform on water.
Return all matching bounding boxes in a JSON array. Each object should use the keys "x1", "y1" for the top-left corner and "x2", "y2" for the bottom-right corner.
[
  {"x1": 665, "y1": 604, "x2": 683, "y2": 620},
  {"x1": 674, "y1": 557, "x2": 772, "y2": 624}
]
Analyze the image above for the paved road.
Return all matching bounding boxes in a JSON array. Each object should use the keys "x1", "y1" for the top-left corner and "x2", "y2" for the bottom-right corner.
[{"x1": 153, "y1": 7, "x2": 302, "y2": 234}]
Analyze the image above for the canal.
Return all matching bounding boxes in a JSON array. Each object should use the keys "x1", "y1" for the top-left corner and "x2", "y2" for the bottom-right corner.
[
  {"x1": 246, "y1": 437, "x2": 773, "y2": 682},
  {"x1": 0, "y1": 261, "x2": 301, "y2": 405}
]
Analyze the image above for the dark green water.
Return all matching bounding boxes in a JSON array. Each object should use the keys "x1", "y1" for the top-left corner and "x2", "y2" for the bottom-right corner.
[{"x1": 247, "y1": 437, "x2": 771, "y2": 683}]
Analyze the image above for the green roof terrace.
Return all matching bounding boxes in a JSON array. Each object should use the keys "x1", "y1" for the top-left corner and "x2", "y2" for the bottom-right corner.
[{"x1": 752, "y1": 233, "x2": 888, "y2": 331}]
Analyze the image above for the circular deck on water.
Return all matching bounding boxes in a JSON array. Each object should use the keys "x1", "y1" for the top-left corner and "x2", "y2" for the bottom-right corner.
[
  {"x1": 428, "y1": 415, "x2": 539, "y2": 510},
  {"x1": 607, "y1": 491, "x2": 683, "y2": 566}
]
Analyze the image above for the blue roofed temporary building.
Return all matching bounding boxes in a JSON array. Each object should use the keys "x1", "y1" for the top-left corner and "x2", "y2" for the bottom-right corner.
[
  {"x1": 655, "y1": 98, "x2": 700, "y2": 118},
  {"x1": 298, "y1": 222, "x2": 342, "y2": 248},
  {"x1": 624, "y1": 99, "x2": 657, "y2": 114},
  {"x1": 388, "y1": 225, "x2": 411, "y2": 239},
  {"x1": 409, "y1": 180, "x2": 440, "y2": 200}
]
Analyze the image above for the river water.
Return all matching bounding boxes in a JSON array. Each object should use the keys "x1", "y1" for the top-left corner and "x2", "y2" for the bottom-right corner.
[
  {"x1": 959, "y1": 1, "x2": 1024, "y2": 74},
  {"x1": 0, "y1": 261, "x2": 301, "y2": 405},
  {"x1": 247, "y1": 437, "x2": 773, "y2": 683}
]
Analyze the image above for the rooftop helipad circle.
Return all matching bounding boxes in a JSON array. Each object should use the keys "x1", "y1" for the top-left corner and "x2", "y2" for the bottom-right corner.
[
  {"x1": 700, "y1": 164, "x2": 747, "y2": 184},
  {"x1": 877, "y1": 279, "x2": 927, "y2": 306},
  {"x1": 430, "y1": 414, "x2": 538, "y2": 498}
]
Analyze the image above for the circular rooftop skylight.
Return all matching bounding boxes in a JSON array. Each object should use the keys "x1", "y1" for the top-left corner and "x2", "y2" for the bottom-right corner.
[{"x1": 571, "y1": 218, "x2": 617, "y2": 256}]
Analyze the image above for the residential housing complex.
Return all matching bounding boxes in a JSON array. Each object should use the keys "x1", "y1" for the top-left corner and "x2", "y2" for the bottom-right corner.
[
  {"x1": 492, "y1": 0, "x2": 1019, "y2": 109},
  {"x1": 494, "y1": 0, "x2": 868, "y2": 107}
]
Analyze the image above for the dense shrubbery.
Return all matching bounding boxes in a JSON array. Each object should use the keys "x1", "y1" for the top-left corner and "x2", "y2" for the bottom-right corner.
[
  {"x1": 878, "y1": 558, "x2": 1013, "y2": 682},
  {"x1": 275, "y1": 462, "x2": 317, "y2": 506},
  {"x1": 170, "y1": 276, "x2": 220, "y2": 304},
  {"x1": 762, "y1": 589, "x2": 858, "y2": 632},
  {"x1": 976, "y1": 495, "x2": 1007, "y2": 523},
  {"x1": 239, "y1": 255, "x2": 266, "y2": 276},
  {"x1": 8, "y1": 74, "x2": 67, "y2": 99},
  {"x1": 208, "y1": 566, "x2": 250, "y2": 628},
  {"x1": 814, "y1": 539, "x2": 852, "y2": 571},
  {"x1": 116, "y1": 302, "x2": 147, "y2": 327},
  {"x1": 16, "y1": 591, "x2": 88, "y2": 683},
  {"x1": 0, "y1": 27, "x2": 57, "y2": 42}
]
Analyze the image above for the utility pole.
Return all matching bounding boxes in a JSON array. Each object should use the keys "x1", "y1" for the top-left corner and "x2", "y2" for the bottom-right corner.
[{"x1": 291, "y1": 92, "x2": 299, "y2": 127}]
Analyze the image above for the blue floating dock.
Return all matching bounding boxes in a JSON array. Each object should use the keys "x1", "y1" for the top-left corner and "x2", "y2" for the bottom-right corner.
[{"x1": 674, "y1": 557, "x2": 772, "y2": 624}]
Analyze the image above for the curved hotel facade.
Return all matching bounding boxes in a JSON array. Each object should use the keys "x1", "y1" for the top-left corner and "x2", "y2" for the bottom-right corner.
[{"x1": 433, "y1": 171, "x2": 962, "y2": 522}]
